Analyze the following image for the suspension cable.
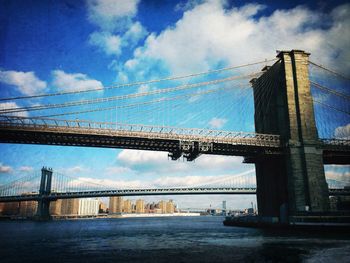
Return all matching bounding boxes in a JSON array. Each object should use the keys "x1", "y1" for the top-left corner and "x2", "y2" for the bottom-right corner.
[
  {"x1": 34, "y1": 84, "x2": 249, "y2": 118},
  {"x1": 310, "y1": 81, "x2": 350, "y2": 100},
  {"x1": 0, "y1": 58, "x2": 277, "y2": 102},
  {"x1": 0, "y1": 72, "x2": 261, "y2": 114},
  {"x1": 313, "y1": 99, "x2": 350, "y2": 116},
  {"x1": 309, "y1": 61, "x2": 350, "y2": 80}
]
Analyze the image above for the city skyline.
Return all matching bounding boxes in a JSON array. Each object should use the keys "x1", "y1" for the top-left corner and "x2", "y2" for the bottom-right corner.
[{"x1": 2, "y1": 196, "x2": 242, "y2": 217}]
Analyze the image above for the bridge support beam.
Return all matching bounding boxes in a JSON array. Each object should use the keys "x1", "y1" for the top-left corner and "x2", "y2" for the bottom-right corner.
[
  {"x1": 252, "y1": 50, "x2": 329, "y2": 220},
  {"x1": 35, "y1": 167, "x2": 53, "y2": 220}
]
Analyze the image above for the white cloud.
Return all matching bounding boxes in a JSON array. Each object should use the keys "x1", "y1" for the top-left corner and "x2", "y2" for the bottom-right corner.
[
  {"x1": 0, "y1": 70, "x2": 46, "y2": 95},
  {"x1": 118, "y1": 150, "x2": 166, "y2": 166},
  {"x1": 118, "y1": 2, "x2": 350, "y2": 79},
  {"x1": 70, "y1": 169, "x2": 255, "y2": 190},
  {"x1": 60, "y1": 166, "x2": 90, "y2": 175},
  {"x1": 116, "y1": 149, "x2": 247, "y2": 176},
  {"x1": 174, "y1": 0, "x2": 203, "y2": 12},
  {"x1": 208, "y1": 117, "x2": 227, "y2": 129},
  {"x1": 0, "y1": 102, "x2": 28, "y2": 117},
  {"x1": 0, "y1": 164, "x2": 12, "y2": 173},
  {"x1": 72, "y1": 177, "x2": 146, "y2": 189},
  {"x1": 325, "y1": 165, "x2": 350, "y2": 188},
  {"x1": 52, "y1": 70, "x2": 104, "y2": 92},
  {"x1": 334, "y1": 123, "x2": 350, "y2": 139},
  {"x1": 19, "y1": 166, "x2": 34, "y2": 172},
  {"x1": 153, "y1": 169, "x2": 256, "y2": 188},
  {"x1": 105, "y1": 166, "x2": 134, "y2": 175},
  {"x1": 326, "y1": 170, "x2": 350, "y2": 182},
  {"x1": 89, "y1": 22, "x2": 147, "y2": 56},
  {"x1": 87, "y1": 0, "x2": 140, "y2": 31},
  {"x1": 137, "y1": 84, "x2": 150, "y2": 93},
  {"x1": 122, "y1": 21, "x2": 147, "y2": 46},
  {"x1": 87, "y1": 0, "x2": 146, "y2": 57},
  {"x1": 153, "y1": 175, "x2": 214, "y2": 188},
  {"x1": 89, "y1": 31, "x2": 122, "y2": 56}
]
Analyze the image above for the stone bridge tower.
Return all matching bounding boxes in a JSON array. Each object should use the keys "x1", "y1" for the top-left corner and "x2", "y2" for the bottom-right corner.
[{"x1": 251, "y1": 50, "x2": 329, "y2": 220}]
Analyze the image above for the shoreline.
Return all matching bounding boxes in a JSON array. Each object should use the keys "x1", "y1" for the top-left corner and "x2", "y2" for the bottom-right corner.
[
  {"x1": 108, "y1": 212, "x2": 201, "y2": 218},
  {"x1": 0, "y1": 212, "x2": 202, "y2": 221}
]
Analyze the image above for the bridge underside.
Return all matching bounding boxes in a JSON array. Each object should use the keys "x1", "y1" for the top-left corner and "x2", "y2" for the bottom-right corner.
[
  {"x1": 323, "y1": 150, "x2": 350, "y2": 165},
  {"x1": 1, "y1": 129, "x2": 348, "y2": 164},
  {"x1": 0, "y1": 129, "x2": 282, "y2": 160}
]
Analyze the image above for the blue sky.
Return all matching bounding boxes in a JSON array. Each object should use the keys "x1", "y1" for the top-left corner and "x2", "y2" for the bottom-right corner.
[{"x1": 0, "y1": 0, "x2": 349, "y2": 209}]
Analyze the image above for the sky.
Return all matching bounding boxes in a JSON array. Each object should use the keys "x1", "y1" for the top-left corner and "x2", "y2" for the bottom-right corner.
[{"x1": 0, "y1": 0, "x2": 349, "y2": 209}]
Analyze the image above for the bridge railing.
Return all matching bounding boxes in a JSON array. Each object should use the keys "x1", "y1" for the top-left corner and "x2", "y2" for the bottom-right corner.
[
  {"x1": 320, "y1": 138, "x2": 350, "y2": 147},
  {"x1": 0, "y1": 116, "x2": 281, "y2": 147}
]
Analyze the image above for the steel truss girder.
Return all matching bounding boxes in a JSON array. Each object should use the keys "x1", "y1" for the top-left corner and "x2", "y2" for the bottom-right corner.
[{"x1": 0, "y1": 188, "x2": 348, "y2": 203}]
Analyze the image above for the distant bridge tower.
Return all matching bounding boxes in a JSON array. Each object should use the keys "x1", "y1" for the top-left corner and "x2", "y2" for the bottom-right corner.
[
  {"x1": 251, "y1": 50, "x2": 329, "y2": 220},
  {"x1": 35, "y1": 167, "x2": 53, "y2": 220}
]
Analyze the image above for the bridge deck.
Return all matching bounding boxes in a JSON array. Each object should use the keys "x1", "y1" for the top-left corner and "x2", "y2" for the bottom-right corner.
[
  {"x1": 0, "y1": 116, "x2": 282, "y2": 158},
  {"x1": 0, "y1": 188, "x2": 348, "y2": 202},
  {"x1": 0, "y1": 116, "x2": 349, "y2": 162}
]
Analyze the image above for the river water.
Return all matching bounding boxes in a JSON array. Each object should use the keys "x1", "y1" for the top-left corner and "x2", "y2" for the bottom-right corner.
[{"x1": 0, "y1": 216, "x2": 349, "y2": 263}]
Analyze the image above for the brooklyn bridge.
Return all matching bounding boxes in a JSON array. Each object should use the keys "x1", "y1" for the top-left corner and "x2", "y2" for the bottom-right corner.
[{"x1": 0, "y1": 50, "x2": 349, "y2": 221}]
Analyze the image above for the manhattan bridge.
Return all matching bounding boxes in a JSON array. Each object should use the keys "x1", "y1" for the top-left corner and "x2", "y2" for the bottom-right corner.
[{"x1": 0, "y1": 50, "x2": 349, "y2": 221}]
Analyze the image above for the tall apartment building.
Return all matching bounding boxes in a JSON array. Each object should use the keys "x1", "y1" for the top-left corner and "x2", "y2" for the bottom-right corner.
[
  {"x1": 158, "y1": 200, "x2": 175, "y2": 214},
  {"x1": 158, "y1": 200, "x2": 167, "y2": 213},
  {"x1": 123, "y1": 199, "x2": 132, "y2": 213},
  {"x1": 61, "y1": 198, "x2": 79, "y2": 215},
  {"x1": 166, "y1": 200, "x2": 175, "y2": 214},
  {"x1": 0, "y1": 202, "x2": 19, "y2": 215},
  {"x1": 50, "y1": 200, "x2": 62, "y2": 215},
  {"x1": 135, "y1": 199, "x2": 145, "y2": 213},
  {"x1": 78, "y1": 198, "x2": 99, "y2": 216},
  {"x1": 109, "y1": 196, "x2": 123, "y2": 214},
  {"x1": 19, "y1": 200, "x2": 37, "y2": 217}
]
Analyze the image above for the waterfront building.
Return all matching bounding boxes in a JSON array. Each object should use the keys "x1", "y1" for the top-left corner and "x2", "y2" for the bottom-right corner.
[
  {"x1": 99, "y1": 201, "x2": 107, "y2": 213},
  {"x1": 136, "y1": 199, "x2": 145, "y2": 213},
  {"x1": 166, "y1": 200, "x2": 175, "y2": 214},
  {"x1": 61, "y1": 198, "x2": 79, "y2": 215},
  {"x1": 109, "y1": 196, "x2": 123, "y2": 214},
  {"x1": 78, "y1": 198, "x2": 99, "y2": 216},
  {"x1": 158, "y1": 201, "x2": 167, "y2": 213},
  {"x1": 123, "y1": 199, "x2": 132, "y2": 213},
  {"x1": 145, "y1": 202, "x2": 157, "y2": 213},
  {"x1": 0, "y1": 202, "x2": 19, "y2": 215},
  {"x1": 50, "y1": 200, "x2": 62, "y2": 215},
  {"x1": 244, "y1": 208, "x2": 255, "y2": 215},
  {"x1": 157, "y1": 200, "x2": 175, "y2": 214},
  {"x1": 222, "y1": 200, "x2": 227, "y2": 216},
  {"x1": 153, "y1": 208, "x2": 162, "y2": 214},
  {"x1": 19, "y1": 200, "x2": 37, "y2": 217}
]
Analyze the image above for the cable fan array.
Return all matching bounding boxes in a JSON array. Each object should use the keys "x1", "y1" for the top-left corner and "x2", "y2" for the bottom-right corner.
[
  {"x1": 309, "y1": 60, "x2": 350, "y2": 139},
  {"x1": 0, "y1": 59, "x2": 278, "y2": 132}
]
